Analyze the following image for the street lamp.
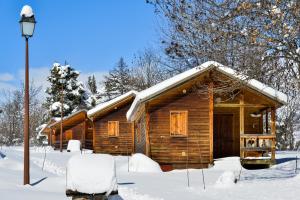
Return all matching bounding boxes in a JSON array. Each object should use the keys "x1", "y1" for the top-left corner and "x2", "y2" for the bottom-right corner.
[
  {"x1": 20, "y1": 5, "x2": 36, "y2": 185},
  {"x1": 58, "y1": 77, "x2": 66, "y2": 152}
]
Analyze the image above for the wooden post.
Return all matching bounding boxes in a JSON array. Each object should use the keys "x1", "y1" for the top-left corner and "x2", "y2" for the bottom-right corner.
[
  {"x1": 131, "y1": 122, "x2": 135, "y2": 154},
  {"x1": 239, "y1": 93, "x2": 245, "y2": 159},
  {"x1": 259, "y1": 112, "x2": 263, "y2": 133},
  {"x1": 265, "y1": 109, "x2": 269, "y2": 134},
  {"x1": 208, "y1": 83, "x2": 214, "y2": 163},
  {"x1": 49, "y1": 128, "x2": 53, "y2": 146},
  {"x1": 92, "y1": 120, "x2": 96, "y2": 152},
  {"x1": 82, "y1": 119, "x2": 87, "y2": 149},
  {"x1": 271, "y1": 107, "x2": 276, "y2": 161}
]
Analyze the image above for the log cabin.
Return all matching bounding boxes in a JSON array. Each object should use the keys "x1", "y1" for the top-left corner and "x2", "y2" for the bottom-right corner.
[
  {"x1": 88, "y1": 90, "x2": 137, "y2": 155},
  {"x1": 126, "y1": 61, "x2": 287, "y2": 169},
  {"x1": 48, "y1": 110, "x2": 93, "y2": 150}
]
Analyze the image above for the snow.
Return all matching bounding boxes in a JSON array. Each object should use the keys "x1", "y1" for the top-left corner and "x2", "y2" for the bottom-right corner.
[
  {"x1": 67, "y1": 140, "x2": 81, "y2": 152},
  {"x1": 88, "y1": 90, "x2": 137, "y2": 117},
  {"x1": 20, "y1": 5, "x2": 34, "y2": 17},
  {"x1": 66, "y1": 154, "x2": 117, "y2": 194},
  {"x1": 128, "y1": 154, "x2": 162, "y2": 173},
  {"x1": 215, "y1": 171, "x2": 236, "y2": 188},
  {"x1": 51, "y1": 102, "x2": 70, "y2": 112},
  {"x1": 0, "y1": 147, "x2": 300, "y2": 199},
  {"x1": 127, "y1": 61, "x2": 288, "y2": 121},
  {"x1": 36, "y1": 124, "x2": 48, "y2": 139}
]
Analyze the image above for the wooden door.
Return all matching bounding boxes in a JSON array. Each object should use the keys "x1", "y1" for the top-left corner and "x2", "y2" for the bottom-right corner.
[{"x1": 213, "y1": 114, "x2": 234, "y2": 158}]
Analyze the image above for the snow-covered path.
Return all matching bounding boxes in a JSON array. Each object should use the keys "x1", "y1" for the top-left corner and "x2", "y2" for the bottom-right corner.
[{"x1": 0, "y1": 147, "x2": 299, "y2": 200}]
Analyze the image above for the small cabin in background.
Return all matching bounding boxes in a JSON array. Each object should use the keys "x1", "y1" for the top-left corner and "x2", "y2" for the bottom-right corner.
[
  {"x1": 88, "y1": 91, "x2": 137, "y2": 155},
  {"x1": 38, "y1": 118, "x2": 59, "y2": 145},
  {"x1": 48, "y1": 110, "x2": 93, "y2": 150},
  {"x1": 127, "y1": 61, "x2": 287, "y2": 169}
]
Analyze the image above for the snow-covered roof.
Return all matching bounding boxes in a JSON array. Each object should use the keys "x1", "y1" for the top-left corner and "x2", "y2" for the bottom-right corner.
[
  {"x1": 127, "y1": 61, "x2": 288, "y2": 121},
  {"x1": 20, "y1": 5, "x2": 34, "y2": 17},
  {"x1": 87, "y1": 90, "x2": 138, "y2": 118},
  {"x1": 49, "y1": 109, "x2": 87, "y2": 128}
]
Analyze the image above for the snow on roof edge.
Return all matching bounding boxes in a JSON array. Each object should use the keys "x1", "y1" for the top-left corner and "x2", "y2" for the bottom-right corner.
[
  {"x1": 49, "y1": 109, "x2": 88, "y2": 128},
  {"x1": 215, "y1": 66, "x2": 287, "y2": 105},
  {"x1": 127, "y1": 61, "x2": 288, "y2": 121},
  {"x1": 87, "y1": 90, "x2": 138, "y2": 117}
]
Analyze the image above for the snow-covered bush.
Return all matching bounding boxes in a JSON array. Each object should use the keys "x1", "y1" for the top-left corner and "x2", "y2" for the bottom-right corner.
[
  {"x1": 129, "y1": 153, "x2": 162, "y2": 173},
  {"x1": 66, "y1": 154, "x2": 117, "y2": 194}
]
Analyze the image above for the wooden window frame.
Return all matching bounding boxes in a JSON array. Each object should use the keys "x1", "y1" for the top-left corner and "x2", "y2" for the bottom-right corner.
[
  {"x1": 170, "y1": 110, "x2": 188, "y2": 137},
  {"x1": 108, "y1": 121, "x2": 119, "y2": 137}
]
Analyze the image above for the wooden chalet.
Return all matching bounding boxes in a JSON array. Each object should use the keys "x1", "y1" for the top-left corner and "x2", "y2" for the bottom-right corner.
[
  {"x1": 48, "y1": 110, "x2": 93, "y2": 150},
  {"x1": 127, "y1": 61, "x2": 287, "y2": 169},
  {"x1": 88, "y1": 91, "x2": 137, "y2": 155}
]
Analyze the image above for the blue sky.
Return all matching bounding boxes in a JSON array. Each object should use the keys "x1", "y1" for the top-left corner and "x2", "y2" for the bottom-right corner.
[{"x1": 0, "y1": 0, "x2": 159, "y2": 90}]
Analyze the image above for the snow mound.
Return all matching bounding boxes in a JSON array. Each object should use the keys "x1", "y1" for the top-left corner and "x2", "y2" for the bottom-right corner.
[
  {"x1": 0, "y1": 158, "x2": 23, "y2": 171},
  {"x1": 67, "y1": 140, "x2": 81, "y2": 152},
  {"x1": 215, "y1": 171, "x2": 236, "y2": 188},
  {"x1": 129, "y1": 154, "x2": 162, "y2": 173},
  {"x1": 66, "y1": 154, "x2": 117, "y2": 194},
  {"x1": 20, "y1": 5, "x2": 34, "y2": 17}
]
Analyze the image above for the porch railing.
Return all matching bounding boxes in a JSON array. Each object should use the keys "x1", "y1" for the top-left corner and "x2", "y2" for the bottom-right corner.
[{"x1": 240, "y1": 134, "x2": 276, "y2": 160}]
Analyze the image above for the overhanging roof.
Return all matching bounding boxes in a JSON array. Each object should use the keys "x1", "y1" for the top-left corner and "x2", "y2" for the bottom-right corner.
[
  {"x1": 126, "y1": 61, "x2": 288, "y2": 121},
  {"x1": 87, "y1": 90, "x2": 137, "y2": 119},
  {"x1": 49, "y1": 110, "x2": 88, "y2": 130}
]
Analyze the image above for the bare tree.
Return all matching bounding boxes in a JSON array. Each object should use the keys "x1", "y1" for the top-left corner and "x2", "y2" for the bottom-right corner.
[
  {"x1": 0, "y1": 82, "x2": 46, "y2": 146},
  {"x1": 131, "y1": 48, "x2": 167, "y2": 91}
]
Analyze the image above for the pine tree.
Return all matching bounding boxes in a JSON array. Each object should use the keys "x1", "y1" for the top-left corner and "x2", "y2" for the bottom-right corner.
[
  {"x1": 87, "y1": 75, "x2": 97, "y2": 94},
  {"x1": 44, "y1": 62, "x2": 90, "y2": 118},
  {"x1": 103, "y1": 57, "x2": 132, "y2": 100},
  {"x1": 86, "y1": 75, "x2": 101, "y2": 107}
]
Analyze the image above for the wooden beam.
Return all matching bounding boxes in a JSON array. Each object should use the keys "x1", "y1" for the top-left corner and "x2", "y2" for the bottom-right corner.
[
  {"x1": 240, "y1": 93, "x2": 244, "y2": 159},
  {"x1": 271, "y1": 107, "x2": 276, "y2": 161},
  {"x1": 214, "y1": 103, "x2": 268, "y2": 108},
  {"x1": 208, "y1": 82, "x2": 214, "y2": 163}
]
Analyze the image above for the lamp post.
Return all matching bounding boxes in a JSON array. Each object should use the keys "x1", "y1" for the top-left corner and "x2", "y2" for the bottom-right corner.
[
  {"x1": 58, "y1": 78, "x2": 66, "y2": 152},
  {"x1": 20, "y1": 5, "x2": 36, "y2": 185}
]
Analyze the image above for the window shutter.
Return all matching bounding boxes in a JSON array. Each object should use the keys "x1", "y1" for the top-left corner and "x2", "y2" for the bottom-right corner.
[
  {"x1": 108, "y1": 121, "x2": 118, "y2": 136},
  {"x1": 170, "y1": 111, "x2": 187, "y2": 136}
]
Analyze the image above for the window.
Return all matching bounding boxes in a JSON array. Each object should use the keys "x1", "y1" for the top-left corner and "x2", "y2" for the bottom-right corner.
[
  {"x1": 170, "y1": 111, "x2": 188, "y2": 136},
  {"x1": 108, "y1": 121, "x2": 119, "y2": 137}
]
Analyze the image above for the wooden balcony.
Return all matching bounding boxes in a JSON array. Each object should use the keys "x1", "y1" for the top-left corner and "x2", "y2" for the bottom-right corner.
[{"x1": 240, "y1": 134, "x2": 276, "y2": 165}]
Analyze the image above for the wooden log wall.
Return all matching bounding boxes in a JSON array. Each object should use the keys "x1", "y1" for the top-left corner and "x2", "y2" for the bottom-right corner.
[
  {"x1": 93, "y1": 104, "x2": 134, "y2": 155},
  {"x1": 148, "y1": 90, "x2": 211, "y2": 169}
]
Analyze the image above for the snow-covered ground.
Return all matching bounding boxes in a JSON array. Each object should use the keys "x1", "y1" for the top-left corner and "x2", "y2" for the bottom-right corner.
[{"x1": 0, "y1": 146, "x2": 299, "y2": 200}]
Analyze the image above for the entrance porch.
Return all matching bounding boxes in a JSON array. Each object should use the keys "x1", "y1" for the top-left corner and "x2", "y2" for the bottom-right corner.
[{"x1": 212, "y1": 89, "x2": 277, "y2": 166}]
